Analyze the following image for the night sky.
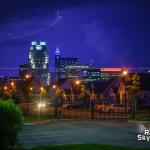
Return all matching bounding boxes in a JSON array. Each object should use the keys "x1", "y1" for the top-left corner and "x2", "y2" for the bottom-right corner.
[{"x1": 0, "y1": 0, "x2": 150, "y2": 76}]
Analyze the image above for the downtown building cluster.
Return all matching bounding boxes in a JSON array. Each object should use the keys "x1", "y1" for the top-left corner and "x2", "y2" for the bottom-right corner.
[
  {"x1": 18, "y1": 41, "x2": 127, "y2": 87},
  {"x1": 0, "y1": 41, "x2": 150, "y2": 113}
]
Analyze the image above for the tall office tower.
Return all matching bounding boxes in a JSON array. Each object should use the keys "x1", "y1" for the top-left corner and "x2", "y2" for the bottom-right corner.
[
  {"x1": 55, "y1": 46, "x2": 61, "y2": 81},
  {"x1": 29, "y1": 41, "x2": 50, "y2": 86},
  {"x1": 55, "y1": 46, "x2": 78, "y2": 81}
]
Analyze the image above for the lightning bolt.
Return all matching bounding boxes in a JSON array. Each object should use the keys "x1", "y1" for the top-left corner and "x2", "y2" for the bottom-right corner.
[{"x1": 8, "y1": 9, "x2": 62, "y2": 39}]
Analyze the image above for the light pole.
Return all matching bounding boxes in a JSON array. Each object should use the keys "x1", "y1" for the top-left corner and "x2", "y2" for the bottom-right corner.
[
  {"x1": 63, "y1": 90, "x2": 67, "y2": 102},
  {"x1": 40, "y1": 87, "x2": 45, "y2": 102},
  {"x1": 123, "y1": 70, "x2": 128, "y2": 113},
  {"x1": 52, "y1": 84, "x2": 57, "y2": 89},
  {"x1": 37, "y1": 102, "x2": 46, "y2": 120},
  {"x1": 30, "y1": 87, "x2": 33, "y2": 91},
  {"x1": 75, "y1": 79, "x2": 80, "y2": 100},
  {"x1": 70, "y1": 87, "x2": 74, "y2": 102},
  {"x1": 3, "y1": 86, "x2": 8, "y2": 97},
  {"x1": 51, "y1": 84, "x2": 59, "y2": 118},
  {"x1": 4, "y1": 86, "x2": 8, "y2": 90},
  {"x1": 37, "y1": 87, "x2": 46, "y2": 120},
  {"x1": 90, "y1": 82, "x2": 95, "y2": 119},
  {"x1": 25, "y1": 74, "x2": 30, "y2": 79},
  {"x1": 24, "y1": 74, "x2": 31, "y2": 113},
  {"x1": 10, "y1": 81, "x2": 16, "y2": 101}
]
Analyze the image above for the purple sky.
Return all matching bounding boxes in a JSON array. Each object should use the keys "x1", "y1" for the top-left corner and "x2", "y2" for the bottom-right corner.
[{"x1": 0, "y1": 0, "x2": 150, "y2": 76}]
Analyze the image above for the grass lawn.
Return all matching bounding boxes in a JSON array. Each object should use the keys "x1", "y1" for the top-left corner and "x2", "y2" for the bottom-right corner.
[
  {"x1": 129, "y1": 116, "x2": 150, "y2": 121},
  {"x1": 24, "y1": 114, "x2": 89, "y2": 123},
  {"x1": 24, "y1": 114, "x2": 53, "y2": 123},
  {"x1": 31, "y1": 144, "x2": 150, "y2": 150}
]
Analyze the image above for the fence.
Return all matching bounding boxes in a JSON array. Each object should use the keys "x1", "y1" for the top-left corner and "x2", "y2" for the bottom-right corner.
[{"x1": 20, "y1": 101, "x2": 150, "y2": 120}]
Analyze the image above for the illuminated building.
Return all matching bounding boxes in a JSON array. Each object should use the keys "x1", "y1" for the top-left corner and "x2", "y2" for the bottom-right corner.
[
  {"x1": 100, "y1": 68, "x2": 123, "y2": 81},
  {"x1": 65, "y1": 65, "x2": 89, "y2": 78},
  {"x1": 82, "y1": 69, "x2": 101, "y2": 82},
  {"x1": 55, "y1": 46, "x2": 78, "y2": 81},
  {"x1": 29, "y1": 41, "x2": 50, "y2": 86},
  {"x1": 81, "y1": 68, "x2": 127, "y2": 82}
]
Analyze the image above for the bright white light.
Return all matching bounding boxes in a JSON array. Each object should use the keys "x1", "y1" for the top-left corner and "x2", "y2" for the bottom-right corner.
[
  {"x1": 31, "y1": 41, "x2": 37, "y2": 45},
  {"x1": 40, "y1": 42, "x2": 46, "y2": 45},
  {"x1": 42, "y1": 103, "x2": 46, "y2": 107},
  {"x1": 29, "y1": 53, "x2": 31, "y2": 59},
  {"x1": 123, "y1": 70, "x2": 128, "y2": 75},
  {"x1": 38, "y1": 103, "x2": 42, "y2": 108},
  {"x1": 36, "y1": 45, "x2": 42, "y2": 50},
  {"x1": 43, "y1": 65, "x2": 46, "y2": 69},
  {"x1": 37, "y1": 102, "x2": 46, "y2": 109}
]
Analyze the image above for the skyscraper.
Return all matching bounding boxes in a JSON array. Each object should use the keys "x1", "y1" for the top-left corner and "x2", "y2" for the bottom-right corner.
[
  {"x1": 55, "y1": 46, "x2": 78, "y2": 81},
  {"x1": 55, "y1": 46, "x2": 61, "y2": 81},
  {"x1": 29, "y1": 41, "x2": 50, "y2": 86}
]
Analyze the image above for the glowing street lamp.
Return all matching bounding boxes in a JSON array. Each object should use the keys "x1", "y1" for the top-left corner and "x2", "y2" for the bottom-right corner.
[
  {"x1": 75, "y1": 80, "x2": 80, "y2": 85},
  {"x1": 123, "y1": 70, "x2": 128, "y2": 76},
  {"x1": 4, "y1": 86, "x2": 8, "y2": 90},
  {"x1": 40, "y1": 87, "x2": 44, "y2": 92},
  {"x1": 25, "y1": 74, "x2": 30, "y2": 79},
  {"x1": 37, "y1": 102, "x2": 46, "y2": 120},
  {"x1": 30, "y1": 87, "x2": 33, "y2": 91},
  {"x1": 122, "y1": 70, "x2": 128, "y2": 113},
  {"x1": 52, "y1": 84, "x2": 57, "y2": 89},
  {"x1": 37, "y1": 102, "x2": 46, "y2": 109},
  {"x1": 10, "y1": 82, "x2": 15, "y2": 87}
]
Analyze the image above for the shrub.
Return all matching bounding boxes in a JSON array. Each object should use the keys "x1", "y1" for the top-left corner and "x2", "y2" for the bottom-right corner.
[{"x1": 0, "y1": 98, "x2": 24, "y2": 150}]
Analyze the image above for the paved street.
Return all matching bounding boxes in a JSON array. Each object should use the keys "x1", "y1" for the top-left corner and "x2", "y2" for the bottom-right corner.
[{"x1": 19, "y1": 120, "x2": 150, "y2": 149}]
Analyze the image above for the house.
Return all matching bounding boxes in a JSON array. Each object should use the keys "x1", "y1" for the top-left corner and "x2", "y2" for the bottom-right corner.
[{"x1": 48, "y1": 73, "x2": 150, "y2": 107}]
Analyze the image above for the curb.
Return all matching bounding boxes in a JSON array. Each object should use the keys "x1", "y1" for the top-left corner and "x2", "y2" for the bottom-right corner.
[
  {"x1": 24, "y1": 119, "x2": 71, "y2": 125},
  {"x1": 24, "y1": 118, "x2": 130, "y2": 125},
  {"x1": 128, "y1": 120, "x2": 150, "y2": 123}
]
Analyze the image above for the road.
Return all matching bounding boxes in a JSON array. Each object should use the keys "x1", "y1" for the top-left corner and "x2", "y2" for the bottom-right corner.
[{"x1": 19, "y1": 120, "x2": 150, "y2": 149}]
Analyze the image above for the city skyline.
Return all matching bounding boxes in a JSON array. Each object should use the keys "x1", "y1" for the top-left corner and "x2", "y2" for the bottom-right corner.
[
  {"x1": 0, "y1": 41, "x2": 150, "y2": 77},
  {"x1": 0, "y1": 0, "x2": 150, "y2": 76}
]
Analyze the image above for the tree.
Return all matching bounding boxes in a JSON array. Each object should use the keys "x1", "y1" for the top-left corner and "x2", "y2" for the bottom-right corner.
[
  {"x1": 17, "y1": 79, "x2": 32, "y2": 113},
  {"x1": 55, "y1": 88, "x2": 63, "y2": 99},
  {"x1": 126, "y1": 74, "x2": 140, "y2": 117},
  {"x1": 127, "y1": 74, "x2": 140, "y2": 99},
  {"x1": 51, "y1": 88, "x2": 64, "y2": 118},
  {"x1": 79, "y1": 85, "x2": 90, "y2": 101},
  {"x1": 0, "y1": 98, "x2": 24, "y2": 150}
]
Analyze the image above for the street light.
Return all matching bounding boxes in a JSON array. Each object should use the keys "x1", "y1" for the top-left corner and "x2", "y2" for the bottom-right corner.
[
  {"x1": 123, "y1": 70, "x2": 128, "y2": 76},
  {"x1": 10, "y1": 82, "x2": 15, "y2": 87},
  {"x1": 40, "y1": 87, "x2": 44, "y2": 92},
  {"x1": 122, "y1": 70, "x2": 128, "y2": 113},
  {"x1": 30, "y1": 87, "x2": 33, "y2": 91},
  {"x1": 4, "y1": 86, "x2": 8, "y2": 90},
  {"x1": 75, "y1": 80, "x2": 80, "y2": 85},
  {"x1": 52, "y1": 84, "x2": 57, "y2": 89},
  {"x1": 37, "y1": 102, "x2": 46, "y2": 120},
  {"x1": 25, "y1": 74, "x2": 30, "y2": 79},
  {"x1": 37, "y1": 102, "x2": 46, "y2": 109},
  {"x1": 75, "y1": 80, "x2": 81, "y2": 101}
]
